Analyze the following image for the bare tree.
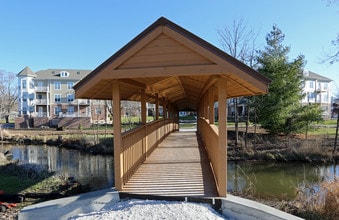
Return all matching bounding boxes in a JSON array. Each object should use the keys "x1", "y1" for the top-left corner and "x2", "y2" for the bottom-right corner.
[
  {"x1": 0, "y1": 70, "x2": 18, "y2": 123},
  {"x1": 218, "y1": 19, "x2": 258, "y2": 65},
  {"x1": 218, "y1": 19, "x2": 259, "y2": 146},
  {"x1": 322, "y1": 0, "x2": 339, "y2": 63}
]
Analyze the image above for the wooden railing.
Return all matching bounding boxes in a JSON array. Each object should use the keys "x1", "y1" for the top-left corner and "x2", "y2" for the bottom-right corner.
[
  {"x1": 197, "y1": 117, "x2": 220, "y2": 191},
  {"x1": 121, "y1": 119, "x2": 178, "y2": 185}
]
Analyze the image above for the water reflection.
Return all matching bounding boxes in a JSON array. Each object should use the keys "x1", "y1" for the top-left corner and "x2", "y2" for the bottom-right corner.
[
  {"x1": 228, "y1": 161, "x2": 339, "y2": 199},
  {"x1": 2, "y1": 144, "x2": 338, "y2": 199},
  {"x1": 0, "y1": 145, "x2": 114, "y2": 190}
]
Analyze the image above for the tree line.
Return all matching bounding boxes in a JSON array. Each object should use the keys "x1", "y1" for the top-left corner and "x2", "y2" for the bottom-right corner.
[{"x1": 0, "y1": 70, "x2": 18, "y2": 124}]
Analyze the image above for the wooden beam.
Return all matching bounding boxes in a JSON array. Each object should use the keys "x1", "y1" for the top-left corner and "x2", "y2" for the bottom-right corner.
[
  {"x1": 120, "y1": 79, "x2": 147, "y2": 89},
  {"x1": 222, "y1": 75, "x2": 256, "y2": 95},
  {"x1": 107, "y1": 64, "x2": 223, "y2": 79},
  {"x1": 199, "y1": 75, "x2": 219, "y2": 101}
]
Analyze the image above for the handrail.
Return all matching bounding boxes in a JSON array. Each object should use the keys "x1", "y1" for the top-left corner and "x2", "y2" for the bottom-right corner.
[
  {"x1": 121, "y1": 119, "x2": 178, "y2": 185},
  {"x1": 197, "y1": 117, "x2": 220, "y2": 192}
]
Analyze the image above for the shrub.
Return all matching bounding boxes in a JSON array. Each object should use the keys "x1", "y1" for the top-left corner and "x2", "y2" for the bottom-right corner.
[{"x1": 294, "y1": 179, "x2": 339, "y2": 219}]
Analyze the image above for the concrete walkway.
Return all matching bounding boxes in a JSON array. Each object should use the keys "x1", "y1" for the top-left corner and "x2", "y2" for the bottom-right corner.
[
  {"x1": 18, "y1": 188, "x2": 305, "y2": 220},
  {"x1": 18, "y1": 188, "x2": 119, "y2": 220}
]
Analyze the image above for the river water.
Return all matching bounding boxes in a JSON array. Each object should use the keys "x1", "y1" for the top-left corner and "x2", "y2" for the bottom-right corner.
[
  {"x1": 1, "y1": 144, "x2": 338, "y2": 199},
  {"x1": 228, "y1": 161, "x2": 338, "y2": 199},
  {"x1": 0, "y1": 145, "x2": 114, "y2": 190}
]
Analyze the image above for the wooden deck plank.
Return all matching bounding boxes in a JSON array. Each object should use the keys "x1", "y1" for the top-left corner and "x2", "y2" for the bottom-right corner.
[{"x1": 122, "y1": 131, "x2": 218, "y2": 197}]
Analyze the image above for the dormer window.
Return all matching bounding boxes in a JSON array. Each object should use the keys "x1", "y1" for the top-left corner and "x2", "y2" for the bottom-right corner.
[{"x1": 60, "y1": 71, "x2": 69, "y2": 77}]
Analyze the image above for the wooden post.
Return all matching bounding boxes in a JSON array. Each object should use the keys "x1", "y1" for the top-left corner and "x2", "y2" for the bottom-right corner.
[
  {"x1": 112, "y1": 80, "x2": 123, "y2": 191},
  {"x1": 141, "y1": 89, "x2": 146, "y2": 125},
  {"x1": 218, "y1": 77, "x2": 227, "y2": 197},
  {"x1": 204, "y1": 92, "x2": 208, "y2": 118},
  {"x1": 209, "y1": 87, "x2": 215, "y2": 124},
  {"x1": 141, "y1": 89, "x2": 147, "y2": 157},
  {"x1": 155, "y1": 93, "x2": 159, "y2": 120},
  {"x1": 163, "y1": 98, "x2": 167, "y2": 119}
]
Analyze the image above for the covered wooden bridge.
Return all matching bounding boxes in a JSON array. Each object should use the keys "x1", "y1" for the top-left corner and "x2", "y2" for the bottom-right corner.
[{"x1": 74, "y1": 17, "x2": 270, "y2": 197}]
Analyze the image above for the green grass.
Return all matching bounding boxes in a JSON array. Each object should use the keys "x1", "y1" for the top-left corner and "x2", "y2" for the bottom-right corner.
[
  {"x1": 317, "y1": 119, "x2": 338, "y2": 126},
  {"x1": 179, "y1": 123, "x2": 196, "y2": 128},
  {"x1": 121, "y1": 116, "x2": 157, "y2": 124},
  {"x1": 0, "y1": 175, "x2": 38, "y2": 194},
  {"x1": 308, "y1": 126, "x2": 337, "y2": 136}
]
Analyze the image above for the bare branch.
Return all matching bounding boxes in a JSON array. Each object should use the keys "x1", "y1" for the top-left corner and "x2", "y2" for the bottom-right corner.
[{"x1": 218, "y1": 18, "x2": 259, "y2": 67}]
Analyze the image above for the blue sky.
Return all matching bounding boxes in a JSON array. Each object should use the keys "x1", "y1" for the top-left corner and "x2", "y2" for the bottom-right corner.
[{"x1": 1, "y1": 0, "x2": 338, "y2": 93}]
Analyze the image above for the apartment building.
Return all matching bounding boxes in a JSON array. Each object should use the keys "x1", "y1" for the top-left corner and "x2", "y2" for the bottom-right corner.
[
  {"x1": 226, "y1": 70, "x2": 333, "y2": 120},
  {"x1": 16, "y1": 67, "x2": 107, "y2": 128},
  {"x1": 301, "y1": 70, "x2": 332, "y2": 119}
]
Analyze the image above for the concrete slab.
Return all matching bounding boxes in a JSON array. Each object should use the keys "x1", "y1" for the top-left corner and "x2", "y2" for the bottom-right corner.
[
  {"x1": 221, "y1": 194, "x2": 304, "y2": 220},
  {"x1": 18, "y1": 188, "x2": 119, "y2": 220}
]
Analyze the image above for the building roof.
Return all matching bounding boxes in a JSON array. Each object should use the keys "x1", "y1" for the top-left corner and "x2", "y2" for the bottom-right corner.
[
  {"x1": 74, "y1": 17, "x2": 271, "y2": 111},
  {"x1": 34, "y1": 69, "x2": 91, "y2": 80},
  {"x1": 17, "y1": 67, "x2": 91, "y2": 81},
  {"x1": 17, "y1": 66, "x2": 36, "y2": 77},
  {"x1": 304, "y1": 70, "x2": 332, "y2": 82}
]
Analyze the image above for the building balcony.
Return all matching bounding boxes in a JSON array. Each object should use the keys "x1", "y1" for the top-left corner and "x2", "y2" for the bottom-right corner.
[
  {"x1": 76, "y1": 99, "x2": 90, "y2": 105},
  {"x1": 35, "y1": 86, "x2": 49, "y2": 92},
  {"x1": 35, "y1": 99, "x2": 48, "y2": 105},
  {"x1": 31, "y1": 112, "x2": 49, "y2": 117},
  {"x1": 58, "y1": 112, "x2": 91, "y2": 117}
]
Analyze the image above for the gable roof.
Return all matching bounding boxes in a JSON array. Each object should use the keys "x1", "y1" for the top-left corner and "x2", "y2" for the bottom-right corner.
[
  {"x1": 304, "y1": 70, "x2": 332, "y2": 82},
  {"x1": 17, "y1": 67, "x2": 91, "y2": 81},
  {"x1": 17, "y1": 66, "x2": 36, "y2": 77},
  {"x1": 74, "y1": 17, "x2": 270, "y2": 111},
  {"x1": 34, "y1": 69, "x2": 91, "y2": 80}
]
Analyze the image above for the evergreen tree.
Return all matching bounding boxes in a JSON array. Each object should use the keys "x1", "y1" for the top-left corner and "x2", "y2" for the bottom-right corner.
[
  {"x1": 255, "y1": 25, "x2": 305, "y2": 134},
  {"x1": 290, "y1": 103, "x2": 323, "y2": 138}
]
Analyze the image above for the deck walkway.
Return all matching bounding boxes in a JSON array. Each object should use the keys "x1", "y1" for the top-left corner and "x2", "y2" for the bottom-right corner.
[{"x1": 122, "y1": 131, "x2": 218, "y2": 197}]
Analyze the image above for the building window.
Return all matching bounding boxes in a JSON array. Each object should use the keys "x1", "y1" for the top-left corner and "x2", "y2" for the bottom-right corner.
[
  {"x1": 309, "y1": 81, "x2": 314, "y2": 89},
  {"x1": 67, "y1": 94, "x2": 74, "y2": 102},
  {"x1": 323, "y1": 83, "x2": 328, "y2": 90},
  {"x1": 23, "y1": 93, "x2": 27, "y2": 101},
  {"x1": 67, "y1": 82, "x2": 74, "y2": 90},
  {"x1": 54, "y1": 106, "x2": 61, "y2": 115},
  {"x1": 60, "y1": 71, "x2": 69, "y2": 77},
  {"x1": 308, "y1": 92, "x2": 315, "y2": 100},
  {"x1": 29, "y1": 81, "x2": 34, "y2": 89},
  {"x1": 55, "y1": 94, "x2": 61, "y2": 102},
  {"x1": 68, "y1": 106, "x2": 74, "y2": 114},
  {"x1": 22, "y1": 80, "x2": 27, "y2": 89},
  {"x1": 23, "y1": 107, "x2": 27, "y2": 114},
  {"x1": 95, "y1": 107, "x2": 102, "y2": 115},
  {"x1": 54, "y1": 82, "x2": 61, "y2": 90},
  {"x1": 323, "y1": 94, "x2": 328, "y2": 102}
]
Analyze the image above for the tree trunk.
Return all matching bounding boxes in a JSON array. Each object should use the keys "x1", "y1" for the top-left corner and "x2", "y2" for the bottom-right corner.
[
  {"x1": 5, "y1": 115, "x2": 9, "y2": 124},
  {"x1": 333, "y1": 115, "x2": 339, "y2": 157},
  {"x1": 235, "y1": 98, "x2": 239, "y2": 145},
  {"x1": 245, "y1": 99, "x2": 250, "y2": 148}
]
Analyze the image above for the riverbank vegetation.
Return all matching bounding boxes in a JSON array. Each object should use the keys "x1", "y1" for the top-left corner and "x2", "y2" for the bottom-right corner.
[{"x1": 0, "y1": 162, "x2": 88, "y2": 219}]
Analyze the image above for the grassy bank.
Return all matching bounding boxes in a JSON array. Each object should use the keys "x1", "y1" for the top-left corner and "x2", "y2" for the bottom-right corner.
[{"x1": 0, "y1": 163, "x2": 87, "y2": 210}]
